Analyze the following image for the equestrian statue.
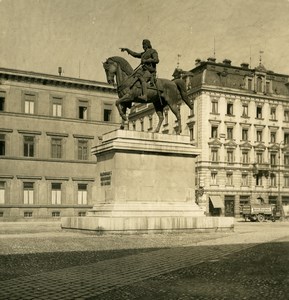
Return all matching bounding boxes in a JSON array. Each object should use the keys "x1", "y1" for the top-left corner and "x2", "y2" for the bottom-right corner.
[{"x1": 102, "y1": 39, "x2": 193, "y2": 134}]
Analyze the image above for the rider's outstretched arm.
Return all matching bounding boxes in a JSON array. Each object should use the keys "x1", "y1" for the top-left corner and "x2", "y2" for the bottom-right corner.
[{"x1": 121, "y1": 48, "x2": 142, "y2": 58}]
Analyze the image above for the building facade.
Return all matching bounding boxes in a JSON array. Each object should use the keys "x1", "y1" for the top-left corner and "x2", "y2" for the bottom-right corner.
[
  {"x1": 0, "y1": 67, "x2": 119, "y2": 221},
  {"x1": 129, "y1": 58, "x2": 289, "y2": 217}
]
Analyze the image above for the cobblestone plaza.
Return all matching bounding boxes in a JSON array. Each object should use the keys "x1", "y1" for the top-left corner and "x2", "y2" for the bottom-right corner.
[{"x1": 0, "y1": 221, "x2": 288, "y2": 299}]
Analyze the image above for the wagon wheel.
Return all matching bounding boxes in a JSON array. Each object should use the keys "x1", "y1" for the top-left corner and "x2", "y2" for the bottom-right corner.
[{"x1": 257, "y1": 214, "x2": 265, "y2": 222}]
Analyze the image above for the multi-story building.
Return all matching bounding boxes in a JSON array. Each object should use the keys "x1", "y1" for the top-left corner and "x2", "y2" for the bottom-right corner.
[
  {"x1": 129, "y1": 57, "x2": 289, "y2": 217},
  {"x1": 0, "y1": 67, "x2": 119, "y2": 221}
]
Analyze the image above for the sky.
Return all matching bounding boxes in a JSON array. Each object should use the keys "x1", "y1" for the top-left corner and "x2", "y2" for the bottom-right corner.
[{"x1": 1, "y1": 0, "x2": 289, "y2": 83}]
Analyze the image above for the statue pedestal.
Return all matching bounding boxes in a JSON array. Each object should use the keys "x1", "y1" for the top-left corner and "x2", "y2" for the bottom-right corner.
[{"x1": 62, "y1": 130, "x2": 234, "y2": 233}]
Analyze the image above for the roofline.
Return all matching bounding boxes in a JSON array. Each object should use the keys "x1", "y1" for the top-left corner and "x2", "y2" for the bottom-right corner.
[
  {"x1": 190, "y1": 61, "x2": 289, "y2": 78},
  {"x1": 0, "y1": 67, "x2": 117, "y2": 93}
]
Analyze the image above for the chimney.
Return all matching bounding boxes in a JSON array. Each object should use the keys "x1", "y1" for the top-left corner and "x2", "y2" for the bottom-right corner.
[
  {"x1": 241, "y1": 63, "x2": 249, "y2": 69},
  {"x1": 222, "y1": 59, "x2": 231, "y2": 66},
  {"x1": 58, "y1": 67, "x2": 63, "y2": 76},
  {"x1": 207, "y1": 57, "x2": 216, "y2": 63}
]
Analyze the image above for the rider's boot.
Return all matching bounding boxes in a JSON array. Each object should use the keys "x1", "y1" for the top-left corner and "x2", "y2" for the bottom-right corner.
[{"x1": 138, "y1": 78, "x2": 148, "y2": 101}]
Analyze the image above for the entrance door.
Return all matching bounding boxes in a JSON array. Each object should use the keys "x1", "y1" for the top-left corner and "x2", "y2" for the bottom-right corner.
[{"x1": 224, "y1": 199, "x2": 235, "y2": 217}]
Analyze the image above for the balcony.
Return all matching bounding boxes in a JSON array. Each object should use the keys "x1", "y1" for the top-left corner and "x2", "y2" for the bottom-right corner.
[{"x1": 252, "y1": 162, "x2": 270, "y2": 177}]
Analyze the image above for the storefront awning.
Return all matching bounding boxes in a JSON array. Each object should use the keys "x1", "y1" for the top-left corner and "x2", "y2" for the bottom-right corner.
[{"x1": 210, "y1": 196, "x2": 224, "y2": 208}]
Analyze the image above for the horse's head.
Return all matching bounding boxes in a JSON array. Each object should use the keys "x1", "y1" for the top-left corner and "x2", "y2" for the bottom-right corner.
[{"x1": 103, "y1": 59, "x2": 117, "y2": 84}]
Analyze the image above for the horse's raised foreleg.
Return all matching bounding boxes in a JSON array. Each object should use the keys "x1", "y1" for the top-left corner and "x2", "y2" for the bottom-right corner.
[{"x1": 115, "y1": 100, "x2": 127, "y2": 122}]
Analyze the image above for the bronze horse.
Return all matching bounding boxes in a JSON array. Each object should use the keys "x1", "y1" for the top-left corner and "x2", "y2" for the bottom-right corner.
[{"x1": 103, "y1": 56, "x2": 193, "y2": 134}]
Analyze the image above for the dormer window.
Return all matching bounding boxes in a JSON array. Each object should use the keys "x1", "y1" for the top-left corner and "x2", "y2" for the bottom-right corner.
[
  {"x1": 266, "y1": 81, "x2": 271, "y2": 94},
  {"x1": 248, "y1": 78, "x2": 252, "y2": 91},
  {"x1": 257, "y1": 77, "x2": 263, "y2": 93}
]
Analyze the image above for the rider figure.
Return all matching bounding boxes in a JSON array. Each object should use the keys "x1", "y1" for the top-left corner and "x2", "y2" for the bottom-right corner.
[{"x1": 121, "y1": 39, "x2": 159, "y2": 101}]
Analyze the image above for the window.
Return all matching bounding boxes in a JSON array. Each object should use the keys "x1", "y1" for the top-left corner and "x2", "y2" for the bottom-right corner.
[
  {"x1": 24, "y1": 211, "x2": 33, "y2": 218},
  {"x1": 242, "y1": 152, "x2": 249, "y2": 164},
  {"x1": 256, "y1": 130, "x2": 263, "y2": 142},
  {"x1": 79, "y1": 106, "x2": 87, "y2": 119},
  {"x1": 270, "y1": 154, "x2": 277, "y2": 166},
  {"x1": 256, "y1": 152, "x2": 263, "y2": 164},
  {"x1": 78, "y1": 184, "x2": 87, "y2": 205},
  {"x1": 51, "y1": 138, "x2": 62, "y2": 158},
  {"x1": 189, "y1": 101, "x2": 194, "y2": 116},
  {"x1": 0, "y1": 93, "x2": 5, "y2": 111},
  {"x1": 0, "y1": 181, "x2": 5, "y2": 204},
  {"x1": 78, "y1": 101, "x2": 88, "y2": 119},
  {"x1": 285, "y1": 110, "x2": 289, "y2": 122},
  {"x1": 104, "y1": 108, "x2": 112, "y2": 122},
  {"x1": 78, "y1": 211, "x2": 86, "y2": 217},
  {"x1": 241, "y1": 174, "x2": 249, "y2": 186},
  {"x1": 52, "y1": 211, "x2": 61, "y2": 218},
  {"x1": 227, "y1": 150, "x2": 234, "y2": 163},
  {"x1": 211, "y1": 101, "x2": 218, "y2": 114},
  {"x1": 284, "y1": 154, "x2": 289, "y2": 167},
  {"x1": 24, "y1": 93, "x2": 35, "y2": 114},
  {"x1": 269, "y1": 196, "x2": 277, "y2": 205},
  {"x1": 270, "y1": 131, "x2": 276, "y2": 143},
  {"x1": 103, "y1": 103, "x2": 112, "y2": 122},
  {"x1": 284, "y1": 176, "x2": 289, "y2": 187},
  {"x1": 24, "y1": 136, "x2": 35, "y2": 157},
  {"x1": 0, "y1": 134, "x2": 5, "y2": 156},
  {"x1": 211, "y1": 149, "x2": 218, "y2": 162},
  {"x1": 227, "y1": 127, "x2": 233, "y2": 140},
  {"x1": 52, "y1": 97, "x2": 62, "y2": 117},
  {"x1": 256, "y1": 106, "x2": 262, "y2": 119},
  {"x1": 211, "y1": 126, "x2": 218, "y2": 138},
  {"x1": 227, "y1": 103, "x2": 233, "y2": 115},
  {"x1": 211, "y1": 172, "x2": 217, "y2": 185},
  {"x1": 266, "y1": 81, "x2": 270, "y2": 94},
  {"x1": 270, "y1": 173, "x2": 277, "y2": 187},
  {"x1": 248, "y1": 78, "x2": 252, "y2": 91},
  {"x1": 256, "y1": 174, "x2": 262, "y2": 186},
  {"x1": 51, "y1": 183, "x2": 61, "y2": 205},
  {"x1": 242, "y1": 128, "x2": 248, "y2": 141},
  {"x1": 226, "y1": 173, "x2": 233, "y2": 185},
  {"x1": 132, "y1": 121, "x2": 136, "y2": 131},
  {"x1": 78, "y1": 140, "x2": 88, "y2": 160},
  {"x1": 270, "y1": 107, "x2": 276, "y2": 120},
  {"x1": 284, "y1": 133, "x2": 289, "y2": 145},
  {"x1": 23, "y1": 182, "x2": 34, "y2": 204},
  {"x1": 242, "y1": 104, "x2": 248, "y2": 117},
  {"x1": 257, "y1": 77, "x2": 262, "y2": 92},
  {"x1": 189, "y1": 126, "x2": 194, "y2": 141}
]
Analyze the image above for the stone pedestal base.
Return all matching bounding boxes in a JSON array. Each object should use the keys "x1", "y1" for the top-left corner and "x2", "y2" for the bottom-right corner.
[{"x1": 61, "y1": 130, "x2": 234, "y2": 233}]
